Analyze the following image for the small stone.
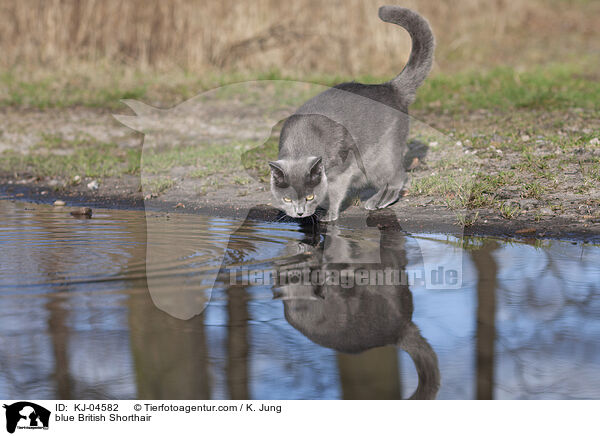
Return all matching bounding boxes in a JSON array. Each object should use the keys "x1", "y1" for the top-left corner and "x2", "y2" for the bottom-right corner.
[
  {"x1": 521, "y1": 135, "x2": 530, "y2": 142},
  {"x1": 87, "y1": 180, "x2": 99, "y2": 190},
  {"x1": 73, "y1": 175, "x2": 81, "y2": 184},
  {"x1": 518, "y1": 199, "x2": 539, "y2": 210},
  {"x1": 175, "y1": 203, "x2": 185, "y2": 208},
  {"x1": 539, "y1": 207, "x2": 554, "y2": 215},
  {"x1": 16, "y1": 176, "x2": 37, "y2": 184},
  {"x1": 53, "y1": 200, "x2": 66, "y2": 206},
  {"x1": 70, "y1": 207, "x2": 93, "y2": 218},
  {"x1": 589, "y1": 137, "x2": 599, "y2": 146},
  {"x1": 40, "y1": 191, "x2": 48, "y2": 195},
  {"x1": 455, "y1": 140, "x2": 462, "y2": 146},
  {"x1": 429, "y1": 141, "x2": 439, "y2": 147},
  {"x1": 515, "y1": 228, "x2": 536, "y2": 234},
  {"x1": 15, "y1": 193, "x2": 24, "y2": 197}
]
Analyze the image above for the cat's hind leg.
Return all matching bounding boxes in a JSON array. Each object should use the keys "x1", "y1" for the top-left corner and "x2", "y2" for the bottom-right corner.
[
  {"x1": 363, "y1": 184, "x2": 402, "y2": 210},
  {"x1": 363, "y1": 169, "x2": 409, "y2": 210}
]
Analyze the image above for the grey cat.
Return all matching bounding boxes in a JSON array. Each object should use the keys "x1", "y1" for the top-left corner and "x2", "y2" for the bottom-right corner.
[
  {"x1": 274, "y1": 210, "x2": 440, "y2": 399},
  {"x1": 269, "y1": 6, "x2": 434, "y2": 221}
]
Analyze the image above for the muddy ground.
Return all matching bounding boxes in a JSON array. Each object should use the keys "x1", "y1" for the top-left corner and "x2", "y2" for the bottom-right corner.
[{"x1": 1, "y1": 102, "x2": 599, "y2": 242}]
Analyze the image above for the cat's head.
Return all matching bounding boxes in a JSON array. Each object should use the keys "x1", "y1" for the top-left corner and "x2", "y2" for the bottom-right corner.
[{"x1": 269, "y1": 156, "x2": 327, "y2": 218}]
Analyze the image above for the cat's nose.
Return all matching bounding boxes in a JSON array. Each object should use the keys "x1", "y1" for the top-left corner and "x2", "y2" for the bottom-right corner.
[{"x1": 297, "y1": 212, "x2": 304, "y2": 216}]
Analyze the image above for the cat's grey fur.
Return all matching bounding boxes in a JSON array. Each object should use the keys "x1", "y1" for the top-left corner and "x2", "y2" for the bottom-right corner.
[
  {"x1": 269, "y1": 6, "x2": 435, "y2": 221},
  {"x1": 274, "y1": 210, "x2": 440, "y2": 399}
]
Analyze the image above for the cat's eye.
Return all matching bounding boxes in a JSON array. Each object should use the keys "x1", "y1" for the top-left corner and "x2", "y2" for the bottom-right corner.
[
  {"x1": 283, "y1": 197, "x2": 292, "y2": 203},
  {"x1": 306, "y1": 194, "x2": 314, "y2": 201}
]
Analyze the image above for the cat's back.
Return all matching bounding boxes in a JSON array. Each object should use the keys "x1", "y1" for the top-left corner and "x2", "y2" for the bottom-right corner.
[
  {"x1": 297, "y1": 81, "x2": 408, "y2": 116},
  {"x1": 334, "y1": 81, "x2": 406, "y2": 111}
]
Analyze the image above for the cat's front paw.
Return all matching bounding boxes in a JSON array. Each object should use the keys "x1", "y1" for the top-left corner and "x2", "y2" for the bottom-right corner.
[{"x1": 319, "y1": 210, "x2": 339, "y2": 222}]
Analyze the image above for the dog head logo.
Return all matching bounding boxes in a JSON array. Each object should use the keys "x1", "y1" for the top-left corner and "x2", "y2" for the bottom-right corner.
[{"x1": 3, "y1": 402, "x2": 50, "y2": 434}]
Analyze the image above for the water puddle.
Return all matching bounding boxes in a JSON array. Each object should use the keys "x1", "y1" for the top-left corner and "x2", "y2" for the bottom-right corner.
[{"x1": 0, "y1": 200, "x2": 599, "y2": 399}]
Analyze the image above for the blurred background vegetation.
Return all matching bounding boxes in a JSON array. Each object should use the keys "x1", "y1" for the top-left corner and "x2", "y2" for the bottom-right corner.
[{"x1": 0, "y1": 0, "x2": 598, "y2": 109}]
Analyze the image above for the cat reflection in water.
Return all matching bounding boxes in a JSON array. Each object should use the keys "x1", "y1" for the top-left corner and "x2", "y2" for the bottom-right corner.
[{"x1": 274, "y1": 210, "x2": 440, "y2": 399}]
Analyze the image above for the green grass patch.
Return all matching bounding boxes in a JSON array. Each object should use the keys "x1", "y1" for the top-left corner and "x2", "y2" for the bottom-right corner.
[
  {"x1": 413, "y1": 64, "x2": 600, "y2": 111},
  {"x1": 413, "y1": 170, "x2": 532, "y2": 210},
  {"x1": 522, "y1": 181, "x2": 547, "y2": 199},
  {"x1": 1, "y1": 63, "x2": 598, "y2": 111},
  {"x1": 0, "y1": 139, "x2": 140, "y2": 178},
  {"x1": 142, "y1": 142, "x2": 247, "y2": 177},
  {"x1": 144, "y1": 177, "x2": 175, "y2": 195},
  {"x1": 499, "y1": 202, "x2": 521, "y2": 219},
  {"x1": 0, "y1": 70, "x2": 147, "y2": 109}
]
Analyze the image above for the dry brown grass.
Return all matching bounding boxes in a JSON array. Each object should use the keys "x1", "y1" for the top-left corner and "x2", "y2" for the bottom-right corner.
[{"x1": 1, "y1": 0, "x2": 598, "y2": 76}]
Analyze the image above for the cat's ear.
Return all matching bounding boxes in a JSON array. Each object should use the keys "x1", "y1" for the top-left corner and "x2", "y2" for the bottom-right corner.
[
  {"x1": 307, "y1": 156, "x2": 323, "y2": 186},
  {"x1": 269, "y1": 161, "x2": 287, "y2": 187}
]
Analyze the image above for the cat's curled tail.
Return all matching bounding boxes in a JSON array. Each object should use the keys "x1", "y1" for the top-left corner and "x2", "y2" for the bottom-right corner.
[
  {"x1": 399, "y1": 322, "x2": 441, "y2": 399},
  {"x1": 379, "y1": 6, "x2": 435, "y2": 105}
]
